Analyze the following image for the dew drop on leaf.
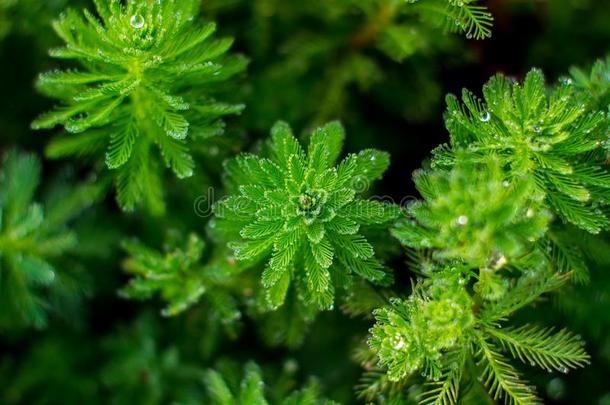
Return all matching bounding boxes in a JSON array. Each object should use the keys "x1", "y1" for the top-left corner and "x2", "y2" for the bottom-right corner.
[
  {"x1": 130, "y1": 14, "x2": 145, "y2": 29},
  {"x1": 456, "y1": 215, "x2": 468, "y2": 226},
  {"x1": 480, "y1": 111, "x2": 491, "y2": 122}
]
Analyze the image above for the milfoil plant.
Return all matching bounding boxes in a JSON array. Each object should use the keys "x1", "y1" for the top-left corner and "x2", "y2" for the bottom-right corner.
[
  {"x1": 32, "y1": 0, "x2": 246, "y2": 213},
  {"x1": 363, "y1": 66, "x2": 609, "y2": 404},
  {"x1": 0, "y1": 150, "x2": 101, "y2": 328},
  {"x1": 213, "y1": 121, "x2": 401, "y2": 310}
]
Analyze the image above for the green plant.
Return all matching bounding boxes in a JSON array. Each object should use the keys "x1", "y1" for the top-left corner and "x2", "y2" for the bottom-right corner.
[
  {"x1": 0, "y1": 149, "x2": 100, "y2": 328},
  {"x1": 121, "y1": 230, "x2": 245, "y2": 321},
  {"x1": 570, "y1": 55, "x2": 610, "y2": 112},
  {"x1": 216, "y1": 0, "x2": 492, "y2": 131},
  {"x1": 393, "y1": 155, "x2": 551, "y2": 271},
  {"x1": 435, "y1": 68, "x2": 610, "y2": 234},
  {"x1": 4, "y1": 0, "x2": 610, "y2": 404},
  {"x1": 204, "y1": 361, "x2": 338, "y2": 405},
  {"x1": 32, "y1": 0, "x2": 246, "y2": 213},
  {"x1": 364, "y1": 67, "x2": 608, "y2": 404},
  {"x1": 213, "y1": 121, "x2": 401, "y2": 310}
]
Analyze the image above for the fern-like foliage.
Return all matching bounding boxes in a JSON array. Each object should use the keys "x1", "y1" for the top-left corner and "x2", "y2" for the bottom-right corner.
[
  {"x1": 213, "y1": 121, "x2": 400, "y2": 310},
  {"x1": 414, "y1": 0, "x2": 493, "y2": 40},
  {"x1": 0, "y1": 149, "x2": 100, "y2": 328},
  {"x1": 365, "y1": 67, "x2": 601, "y2": 405},
  {"x1": 232, "y1": 0, "x2": 494, "y2": 130},
  {"x1": 393, "y1": 154, "x2": 551, "y2": 270},
  {"x1": 204, "y1": 361, "x2": 338, "y2": 405},
  {"x1": 32, "y1": 0, "x2": 246, "y2": 213},
  {"x1": 485, "y1": 324, "x2": 589, "y2": 373},
  {"x1": 368, "y1": 272, "x2": 589, "y2": 405},
  {"x1": 437, "y1": 68, "x2": 610, "y2": 233},
  {"x1": 368, "y1": 274, "x2": 475, "y2": 382},
  {"x1": 353, "y1": 0, "x2": 493, "y2": 56},
  {"x1": 121, "y1": 230, "x2": 245, "y2": 321},
  {"x1": 475, "y1": 335, "x2": 541, "y2": 405},
  {"x1": 570, "y1": 55, "x2": 610, "y2": 112}
]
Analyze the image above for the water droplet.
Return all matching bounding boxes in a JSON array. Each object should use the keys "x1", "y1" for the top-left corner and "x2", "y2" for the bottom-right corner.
[
  {"x1": 533, "y1": 125, "x2": 542, "y2": 133},
  {"x1": 130, "y1": 14, "x2": 145, "y2": 29},
  {"x1": 558, "y1": 366, "x2": 569, "y2": 374},
  {"x1": 492, "y1": 254, "x2": 507, "y2": 269},
  {"x1": 480, "y1": 111, "x2": 491, "y2": 122},
  {"x1": 526, "y1": 208, "x2": 534, "y2": 218},
  {"x1": 393, "y1": 335, "x2": 406, "y2": 350},
  {"x1": 456, "y1": 215, "x2": 469, "y2": 226},
  {"x1": 502, "y1": 180, "x2": 510, "y2": 187},
  {"x1": 466, "y1": 32, "x2": 473, "y2": 39}
]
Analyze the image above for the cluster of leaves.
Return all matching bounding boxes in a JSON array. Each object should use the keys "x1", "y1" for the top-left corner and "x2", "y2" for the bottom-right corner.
[
  {"x1": 570, "y1": 55, "x2": 610, "y2": 113},
  {"x1": 369, "y1": 274, "x2": 475, "y2": 382},
  {"x1": 5, "y1": 0, "x2": 610, "y2": 403},
  {"x1": 394, "y1": 155, "x2": 551, "y2": 270},
  {"x1": 436, "y1": 68, "x2": 610, "y2": 234},
  {"x1": 346, "y1": 0, "x2": 493, "y2": 56},
  {"x1": 32, "y1": 0, "x2": 246, "y2": 213},
  {"x1": 367, "y1": 270, "x2": 589, "y2": 404},
  {"x1": 0, "y1": 149, "x2": 100, "y2": 328},
  {"x1": 203, "y1": 0, "x2": 492, "y2": 130},
  {"x1": 121, "y1": 230, "x2": 246, "y2": 322},
  {"x1": 213, "y1": 121, "x2": 400, "y2": 311},
  {"x1": 365, "y1": 65, "x2": 609, "y2": 404},
  {"x1": 204, "y1": 361, "x2": 338, "y2": 405}
]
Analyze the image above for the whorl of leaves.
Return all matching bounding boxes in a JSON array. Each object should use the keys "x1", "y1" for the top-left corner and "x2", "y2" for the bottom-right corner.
[
  {"x1": 213, "y1": 121, "x2": 400, "y2": 310},
  {"x1": 0, "y1": 149, "x2": 100, "y2": 328},
  {"x1": 32, "y1": 0, "x2": 246, "y2": 212},
  {"x1": 393, "y1": 154, "x2": 551, "y2": 270},
  {"x1": 436, "y1": 68, "x2": 610, "y2": 234}
]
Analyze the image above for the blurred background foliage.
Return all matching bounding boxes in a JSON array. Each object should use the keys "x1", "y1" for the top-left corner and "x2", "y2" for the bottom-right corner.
[{"x1": 0, "y1": 0, "x2": 609, "y2": 404}]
